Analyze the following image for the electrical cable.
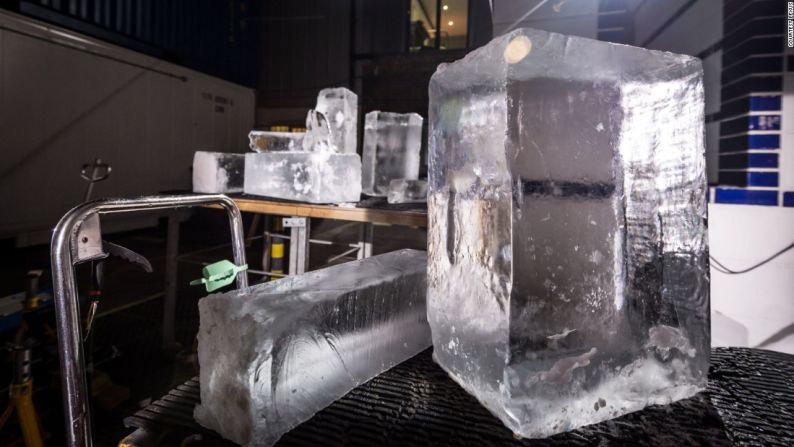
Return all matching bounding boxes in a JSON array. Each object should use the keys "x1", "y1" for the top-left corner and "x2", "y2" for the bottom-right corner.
[{"x1": 709, "y1": 240, "x2": 794, "y2": 275}]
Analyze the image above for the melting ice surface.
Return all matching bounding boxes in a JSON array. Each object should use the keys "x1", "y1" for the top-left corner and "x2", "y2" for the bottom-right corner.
[
  {"x1": 192, "y1": 151, "x2": 244, "y2": 193},
  {"x1": 427, "y1": 28, "x2": 709, "y2": 438},
  {"x1": 194, "y1": 249, "x2": 431, "y2": 447},
  {"x1": 362, "y1": 111, "x2": 423, "y2": 196},
  {"x1": 249, "y1": 131, "x2": 305, "y2": 152},
  {"x1": 387, "y1": 179, "x2": 427, "y2": 204},
  {"x1": 243, "y1": 152, "x2": 361, "y2": 204}
]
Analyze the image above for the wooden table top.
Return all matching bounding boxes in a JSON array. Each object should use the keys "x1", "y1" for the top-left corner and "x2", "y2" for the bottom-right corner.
[{"x1": 208, "y1": 196, "x2": 427, "y2": 227}]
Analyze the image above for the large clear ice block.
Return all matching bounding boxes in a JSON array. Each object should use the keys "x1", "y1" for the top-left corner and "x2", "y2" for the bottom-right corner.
[
  {"x1": 194, "y1": 249, "x2": 431, "y2": 447},
  {"x1": 304, "y1": 87, "x2": 358, "y2": 154},
  {"x1": 362, "y1": 111, "x2": 423, "y2": 196},
  {"x1": 192, "y1": 151, "x2": 244, "y2": 193},
  {"x1": 387, "y1": 179, "x2": 427, "y2": 204},
  {"x1": 249, "y1": 131, "x2": 305, "y2": 152},
  {"x1": 427, "y1": 28, "x2": 709, "y2": 438},
  {"x1": 243, "y1": 152, "x2": 361, "y2": 203}
]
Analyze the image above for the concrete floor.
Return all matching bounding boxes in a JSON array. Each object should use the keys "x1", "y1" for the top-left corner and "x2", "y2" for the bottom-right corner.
[{"x1": 0, "y1": 208, "x2": 426, "y2": 445}]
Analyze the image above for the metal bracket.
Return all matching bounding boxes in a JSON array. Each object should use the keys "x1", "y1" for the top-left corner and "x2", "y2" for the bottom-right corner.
[
  {"x1": 71, "y1": 213, "x2": 106, "y2": 264},
  {"x1": 283, "y1": 217, "x2": 306, "y2": 228}
]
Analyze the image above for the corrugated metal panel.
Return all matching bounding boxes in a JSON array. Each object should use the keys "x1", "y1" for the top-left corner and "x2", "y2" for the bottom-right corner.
[{"x1": 6, "y1": 0, "x2": 258, "y2": 86}]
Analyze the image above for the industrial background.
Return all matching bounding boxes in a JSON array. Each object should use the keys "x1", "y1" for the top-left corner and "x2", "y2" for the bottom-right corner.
[{"x1": 0, "y1": 0, "x2": 791, "y2": 446}]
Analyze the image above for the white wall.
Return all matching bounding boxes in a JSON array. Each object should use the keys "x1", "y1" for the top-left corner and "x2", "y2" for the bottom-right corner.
[
  {"x1": 709, "y1": 203, "x2": 794, "y2": 354},
  {"x1": 0, "y1": 10, "x2": 255, "y2": 242}
]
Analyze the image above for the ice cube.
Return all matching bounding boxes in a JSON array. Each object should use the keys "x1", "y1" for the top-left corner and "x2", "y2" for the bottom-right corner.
[
  {"x1": 427, "y1": 28, "x2": 709, "y2": 438},
  {"x1": 194, "y1": 249, "x2": 431, "y2": 447},
  {"x1": 249, "y1": 131, "x2": 305, "y2": 152},
  {"x1": 387, "y1": 179, "x2": 427, "y2": 204},
  {"x1": 313, "y1": 87, "x2": 358, "y2": 154},
  {"x1": 243, "y1": 152, "x2": 361, "y2": 204},
  {"x1": 192, "y1": 151, "x2": 244, "y2": 193},
  {"x1": 362, "y1": 111, "x2": 423, "y2": 196}
]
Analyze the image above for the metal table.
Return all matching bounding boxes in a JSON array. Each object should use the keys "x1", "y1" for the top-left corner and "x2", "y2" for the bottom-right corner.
[{"x1": 121, "y1": 347, "x2": 794, "y2": 446}]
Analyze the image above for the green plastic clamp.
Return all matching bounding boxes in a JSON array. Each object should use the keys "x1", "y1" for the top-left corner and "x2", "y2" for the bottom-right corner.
[{"x1": 190, "y1": 260, "x2": 248, "y2": 292}]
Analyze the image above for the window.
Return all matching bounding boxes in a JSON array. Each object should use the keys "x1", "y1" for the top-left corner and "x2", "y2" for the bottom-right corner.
[{"x1": 409, "y1": 0, "x2": 468, "y2": 51}]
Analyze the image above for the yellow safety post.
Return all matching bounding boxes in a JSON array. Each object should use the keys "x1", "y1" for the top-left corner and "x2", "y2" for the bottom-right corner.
[
  {"x1": 1, "y1": 336, "x2": 44, "y2": 447},
  {"x1": 271, "y1": 218, "x2": 286, "y2": 278}
]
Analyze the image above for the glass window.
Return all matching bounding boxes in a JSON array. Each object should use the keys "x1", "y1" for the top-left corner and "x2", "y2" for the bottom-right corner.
[
  {"x1": 410, "y1": 0, "x2": 437, "y2": 51},
  {"x1": 439, "y1": 0, "x2": 468, "y2": 49},
  {"x1": 409, "y1": 0, "x2": 467, "y2": 51}
]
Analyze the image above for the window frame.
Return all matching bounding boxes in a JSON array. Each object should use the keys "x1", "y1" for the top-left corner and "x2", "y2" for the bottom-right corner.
[{"x1": 408, "y1": 0, "x2": 469, "y2": 52}]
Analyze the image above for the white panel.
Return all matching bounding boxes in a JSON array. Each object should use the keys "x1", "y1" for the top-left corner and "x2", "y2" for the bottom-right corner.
[
  {"x1": 0, "y1": 10, "x2": 255, "y2": 238},
  {"x1": 709, "y1": 203, "x2": 794, "y2": 353}
]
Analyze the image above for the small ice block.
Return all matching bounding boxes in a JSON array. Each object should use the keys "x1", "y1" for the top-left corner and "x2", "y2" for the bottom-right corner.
[
  {"x1": 243, "y1": 152, "x2": 361, "y2": 204},
  {"x1": 427, "y1": 28, "x2": 709, "y2": 438},
  {"x1": 313, "y1": 87, "x2": 358, "y2": 154},
  {"x1": 192, "y1": 151, "x2": 244, "y2": 193},
  {"x1": 249, "y1": 131, "x2": 304, "y2": 152},
  {"x1": 387, "y1": 179, "x2": 427, "y2": 204},
  {"x1": 194, "y1": 249, "x2": 431, "y2": 447},
  {"x1": 362, "y1": 111, "x2": 423, "y2": 196}
]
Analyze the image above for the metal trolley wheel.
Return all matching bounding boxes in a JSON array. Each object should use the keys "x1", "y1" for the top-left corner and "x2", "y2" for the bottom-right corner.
[{"x1": 50, "y1": 194, "x2": 249, "y2": 447}]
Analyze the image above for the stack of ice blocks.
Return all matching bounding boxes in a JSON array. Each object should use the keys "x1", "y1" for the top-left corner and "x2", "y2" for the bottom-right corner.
[
  {"x1": 194, "y1": 249, "x2": 431, "y2": 447},
  {"x1": 362, "y1": 111, "x2": 423, "y2": 196},
  {"x1": 192, "y1": 151, "x2": 245, "y2": 194},
  {"x1": 427, "y1": 28, "x2": 709, "y2": 438},
  {"x1": 244, "y1": 87, "x2": 362, "y2": 203}
]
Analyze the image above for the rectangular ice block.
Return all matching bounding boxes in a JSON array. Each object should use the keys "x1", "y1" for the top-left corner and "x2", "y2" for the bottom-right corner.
[
  {"x1": 362, "y1": 111, "x2": 423, "y2": 196},
  {"x1": 387, "y1": 179, "x2": 427, "y2": 204},
  {"x1": 244, "y1": 152, "x2": 361, "y2": 204},
  {"x1": 194, "y1": 249, "x2": 431, "y2": 447},
  {"x1": 427, "y1": 28, "x2": 709, "y2": 438},
  {"x1": 312, "y1": 87, "x2": 358, "y2": 154},
  {"x1": 192, "y1": 151, "x2": 244, "y2": 193},
  {"x1": 249, "y1": 131, "x2": 305, "y2": 152}
]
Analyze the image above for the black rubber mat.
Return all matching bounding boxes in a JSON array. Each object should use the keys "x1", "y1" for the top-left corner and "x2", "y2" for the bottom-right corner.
[{"x1": 124, "y1": 347, "x2": 794, "y2": 446}]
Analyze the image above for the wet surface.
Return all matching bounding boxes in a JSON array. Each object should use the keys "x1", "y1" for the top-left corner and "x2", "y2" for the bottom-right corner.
[{"x1": 127, "y1": 347, "x2": 794, "y2": 446}]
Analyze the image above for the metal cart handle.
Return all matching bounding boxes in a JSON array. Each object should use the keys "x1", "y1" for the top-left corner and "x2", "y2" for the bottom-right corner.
[{"x1": 50, "y1": 194, "x2": 248, "y2": 447}]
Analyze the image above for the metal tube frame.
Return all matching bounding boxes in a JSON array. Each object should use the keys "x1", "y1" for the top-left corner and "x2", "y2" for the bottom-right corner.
[{"x1": 50, "y1": 194, "x2": 248, "y2": 447}]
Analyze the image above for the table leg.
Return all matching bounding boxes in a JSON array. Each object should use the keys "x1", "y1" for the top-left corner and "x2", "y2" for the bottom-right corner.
[
  {"x1": 358, "y1": 223, "x2": 374, "y2": 259},
  {"x1": 285, "y1": 217, "x2": 310, "y2": 275},
  {"x1": 163, "y1": 211, "x2": 180, "y2": 350},
  {"x1": 262, "y1": 215, "x2": 272, "y2": 276}
]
